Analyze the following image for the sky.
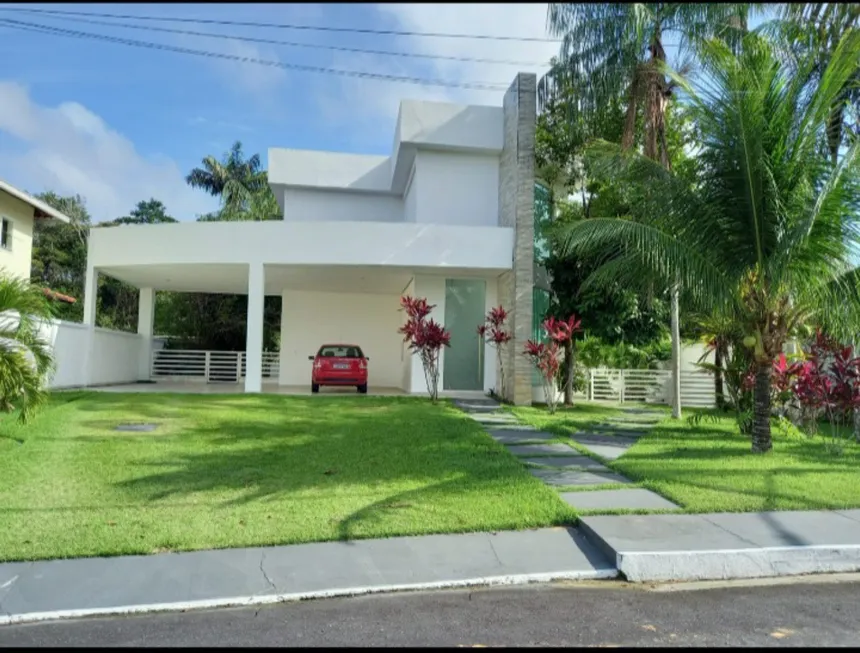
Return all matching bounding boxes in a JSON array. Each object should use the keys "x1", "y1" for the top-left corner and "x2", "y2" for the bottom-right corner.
[{"x1": 0, "y1": 3, "x2": 559, "y2": 223}]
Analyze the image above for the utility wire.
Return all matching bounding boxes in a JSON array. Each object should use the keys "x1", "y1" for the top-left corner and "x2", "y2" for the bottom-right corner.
[
  {"x1": 17, "y1": 12, "x2": 552, "y2": 67},
  {"x1": 0, "y1": 6, "x2": 563, "y2": 43},
  {"x1": 0, "y1": 18, "x2": 510, "y2": 91}
]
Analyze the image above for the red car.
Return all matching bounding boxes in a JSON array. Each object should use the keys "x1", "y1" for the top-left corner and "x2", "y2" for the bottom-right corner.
[{"x1": 309, "y1": 344, "x2": 369, "y2": 394}]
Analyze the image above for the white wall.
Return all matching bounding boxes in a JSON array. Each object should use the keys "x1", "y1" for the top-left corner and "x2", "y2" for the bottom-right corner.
[
  {"x1": 403, "y1": 166, "x2": 418, "y2": 223},
  {"x1": 40, "y1": 320, "x2": 144, "y2": 389},
  {"x1": 282, "y1": 188, "x2": 402, "y2": 223},
  {"x1": 400, "y1": 277, "x2": 414, "y2": 389},
  {"x1": 89, "y1": 220, "x2": 514, "y2": 273},
  {"x1": 412, "y1": 151, "x2": 500, "y2": 227},
  {"x1": 279, "y1": 290, "x2": 405, "y2": 388}
]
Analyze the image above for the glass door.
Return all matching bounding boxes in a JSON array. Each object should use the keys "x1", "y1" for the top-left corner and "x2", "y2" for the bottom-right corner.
[{"x1": 442, "y1": 279, "x2": 486, "y2": 391}]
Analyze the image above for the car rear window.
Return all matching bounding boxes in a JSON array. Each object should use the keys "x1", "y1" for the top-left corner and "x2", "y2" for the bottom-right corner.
[{"x1": 317, "y1": 345, "x2": 364, "y2": 358}]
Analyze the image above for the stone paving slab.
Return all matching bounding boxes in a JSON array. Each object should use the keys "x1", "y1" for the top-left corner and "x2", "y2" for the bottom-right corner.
[
  {"x1": 489, "y1": 429, "x2": 554, "y2": 445},
  {"x1": 529, "y1": 468, "x2": 631, "y2": 487},
  {"x1": 586, "y1": 426, "x2": 648, "y2": 438},
  {"x1": 467, "y1": 414, "x2": 519, "y2": 425},
  {"x1": 505, "y1": 443, "x2": 574, "y2": 456},
  {"x1": 522, "y1": 456, "x2": 611, "y2": 472},
  {"x1": 0, "y1": 529, "x2": 616, "y2": 623},
  {"x1": 560, "y1": 489, "x2": 679, "y2": 511},
  {"x1": 570, "y1": 433, "x2": 639, "y2": 460}
]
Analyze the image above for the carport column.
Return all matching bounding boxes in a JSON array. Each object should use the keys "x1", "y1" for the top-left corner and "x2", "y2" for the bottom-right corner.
[
  {"x1": 137, "y1": 288, "x2": 155, "y2": 381},
  {"x1": 244, "y1": 263, "x2": 265, "y2": 393},
  {"x1": 81, "y1": 265, "x2": 98, "y2": 387}
]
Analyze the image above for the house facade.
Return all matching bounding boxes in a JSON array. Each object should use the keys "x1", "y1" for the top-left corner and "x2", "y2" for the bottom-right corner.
[
  {"x1": 82, "y1": 73, "x2": 544, "y2": 403},
  {"x1": 0, "y1": 179, "x2": 71, "y2": 280}
]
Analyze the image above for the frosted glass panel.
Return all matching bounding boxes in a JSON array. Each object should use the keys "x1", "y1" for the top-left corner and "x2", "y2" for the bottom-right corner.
[{"x1": 443, "y1": 279, "x2": 486, "y2": 391}]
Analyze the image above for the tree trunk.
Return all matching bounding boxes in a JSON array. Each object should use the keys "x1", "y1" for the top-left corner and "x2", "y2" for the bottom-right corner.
[
  {"x1": 670, "y1": 286, "x2": 681, "y2": 419},
  {"x1": 714, "y1": 340, "x2": 726, "y2": 410},
  {"x1": 621, "y1": 79, "x2": 638, "y2": 151},
  {"x1": 564, "y1": 338, "x2": 574, "y2": 406},
  {"x1": 751, "y1": 362, "x2": 773, "y2": 453}
]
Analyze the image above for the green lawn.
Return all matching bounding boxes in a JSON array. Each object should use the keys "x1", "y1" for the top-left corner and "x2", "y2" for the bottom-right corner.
[
  {"x1": 511, "y1": 402, "x2": 860, "y2": 514},
  {"x1": 0, "y1": 392, "x2": 573, "y2": 562}
]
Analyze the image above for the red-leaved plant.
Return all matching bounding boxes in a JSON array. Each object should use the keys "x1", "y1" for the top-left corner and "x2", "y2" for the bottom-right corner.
[
  {"x1": 523, "y1": 339, "x2": 562, "y2": 413},
  {"x1": 477, "y1": 305, "x2": 512, "y2": 399},
  {"x1": 544, "y1": 314, "x2": 583, "y2": 405},
  {"x1": 399, "y1": 296, "x2": 451, "y2": 402},
  {"x1": 791, "y1": 332, "x2": 860, "y2": 450}
]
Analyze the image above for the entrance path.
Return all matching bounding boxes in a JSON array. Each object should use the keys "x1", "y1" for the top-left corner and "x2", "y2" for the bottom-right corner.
[{"x1": 453, "y1": 399, "x2": 680, "y2": 512}]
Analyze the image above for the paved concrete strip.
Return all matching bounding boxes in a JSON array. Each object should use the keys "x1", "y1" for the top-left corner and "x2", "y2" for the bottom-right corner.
[
  {"x1": 570, "y1": 434, "x2": 639, "y2": 460},
  {"x1": 522, "y1": 456, "x2": 611, "y2": 471},
  {"x1": 561, "y1": 489, "x2": 679, "y2": 511},
  {"x1": 529, "y1": 469, "x2": 631, "y2": 487},
  {"x1": 580, "y1": 511, "x2": 860, "y2": 583},
  {"x1": 505, "y1": 443, "x2": 574, "y2": 456},
  {"x1": 489, "y1": 429, "x2": 554, "y2": 444},
  {"x1": 0, "y1": 528, "x2": 615, "y2": 625}
]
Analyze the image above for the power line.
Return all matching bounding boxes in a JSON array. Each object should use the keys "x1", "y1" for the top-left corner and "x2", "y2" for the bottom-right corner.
[
  {"x1": 0, "y1": 18, "x2": 510, "y2": 91},
  {"x1": 19, "y1": 12, "x2": 551, "y2": 67},
  {"x1": 0, "y1": 7, "x2": 563, "y2": 43}
]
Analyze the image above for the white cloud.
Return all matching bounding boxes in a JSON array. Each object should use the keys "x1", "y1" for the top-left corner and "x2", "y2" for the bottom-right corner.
[
  {"x1": 313, "y1": 3, "x2": 559, "y2": 149},
  {"x1": 0, "y1": 81, "x2": 217, "y2": 222}
]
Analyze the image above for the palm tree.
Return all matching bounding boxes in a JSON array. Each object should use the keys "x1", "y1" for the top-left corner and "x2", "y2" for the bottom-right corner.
[
  {"x1": 186, "y1": 141, "x2": 269, "y2": 212},
  {"x1": 542, "y1": 2, "x2": 758, "y2": 418},
  {"x1": 771, "y1": 4, "x2": 860, "y2": 165},
  {"x1": 0, "y1": 275, "x2": 56, "y2": 423},
  {"x1": 554, "y1": 30, "x2": 860, "y2": 453}
]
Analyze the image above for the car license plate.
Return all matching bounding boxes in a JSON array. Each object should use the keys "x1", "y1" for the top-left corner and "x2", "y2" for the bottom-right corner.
[{"x1": 333, "y1": 363, "x2": 349, "y2": 370}]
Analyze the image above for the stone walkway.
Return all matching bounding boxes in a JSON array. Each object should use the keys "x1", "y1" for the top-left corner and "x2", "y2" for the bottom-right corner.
[{"x1": 453, "y1": 398, "x2": 680, "y2": 513}]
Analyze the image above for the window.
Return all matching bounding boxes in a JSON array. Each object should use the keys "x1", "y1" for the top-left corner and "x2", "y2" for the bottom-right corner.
[
  {"x1": 317, "y1": 345, "x2": 365, "y2": 358},
  {"x1": 0, "y1": 218, "x2": 9, "y2": 250}
]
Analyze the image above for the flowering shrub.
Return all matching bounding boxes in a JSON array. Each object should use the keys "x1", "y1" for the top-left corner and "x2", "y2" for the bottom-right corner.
[
  {"x1": 523, "y1": 339, "x2": 562, "y2": 413},
  {"x1": 544, "y1": 315, "x2": 582, "y2": 404},
  {"x1": 398, "y1": 296, "x2": 451, "y2": 402},
  {"x1": 477, "y1": 305, "x2": 513, "y2": 400}
]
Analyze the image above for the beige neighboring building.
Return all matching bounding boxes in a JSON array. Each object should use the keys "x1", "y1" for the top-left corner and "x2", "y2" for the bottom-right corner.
[{"x1": 0, "y1": 179, "x2": 72, "y2": 282}]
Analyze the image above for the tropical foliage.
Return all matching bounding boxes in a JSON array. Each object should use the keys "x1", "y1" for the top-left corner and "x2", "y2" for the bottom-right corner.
[
  {"x1": 551, "y1": 28, "x2": 860, "y2": 452},
  {"x1": 0, "y1": 275, "x2": 56, "y2": 423},
  {"x1": 477, "y1": 306, "x2": 512, "y2": 400},
  {"x1": 398, "y1": 296, "x2": 451, "y2": 403}
]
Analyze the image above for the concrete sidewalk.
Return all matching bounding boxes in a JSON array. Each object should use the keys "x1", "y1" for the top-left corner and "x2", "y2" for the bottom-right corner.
[
  {"x1": 580, "y1": 509, "x2": 860, "y2": 582},
  {"x1": 0, "y1": 527, "x2": 615, "y2": 625}
]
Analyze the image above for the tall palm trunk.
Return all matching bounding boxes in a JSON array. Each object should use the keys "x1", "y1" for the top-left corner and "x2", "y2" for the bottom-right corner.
[
  {"x1": 714, "y1": 339, "x2": 727, "y2": 410},
  {"x1": 564, "y1": 338, "x2": 574, "y2": 405},
  {"x1": 752, "y1": 362, "x2": 773, "y2": 453}
]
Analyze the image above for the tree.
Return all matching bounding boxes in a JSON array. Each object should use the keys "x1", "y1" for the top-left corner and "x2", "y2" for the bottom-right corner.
[
  {"x1": 544, "y1": 2, "x2": 757, "y2": 419},
  {"x1": 554, "y1": 30, "x2": 860, "y2": 453},
  {"x1": 30, "y1": 192, "x2": 90, "y2": 323},
  {"x1": 772, "y1": 4, "x2": 860, "y2": 165},
  {"x1": 0, "y1": 275, "x2": 56, "y2": 423},
  {"x1": 477, "y1": 306, "x2": 512, "y2": 400},
  {"x1": 186, "y1": 141, "x2": 277, "y2": 215}
]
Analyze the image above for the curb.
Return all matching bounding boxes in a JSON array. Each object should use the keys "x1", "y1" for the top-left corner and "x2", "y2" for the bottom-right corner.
[
  {"x1": 618, "y1": 545, "x2": 860, "y2": 583},
  {"x1": 0, "y1": 568, "x2": 618, "y2": 626}
]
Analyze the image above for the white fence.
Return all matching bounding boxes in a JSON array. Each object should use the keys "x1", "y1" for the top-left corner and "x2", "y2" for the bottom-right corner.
[
  {"x1": 532, "y1": 367, "x2": 716, "y2": 408},
  {"x1": 151, "y1": 349, "x2": 280, "y2": 383}
]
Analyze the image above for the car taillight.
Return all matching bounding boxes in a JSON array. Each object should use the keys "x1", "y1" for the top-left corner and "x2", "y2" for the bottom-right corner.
[
  {"x1": 359, "y1": 361, "x2": 367, "y2": 370},
  {"x1": 314, "y1": 361, "x2": 323, "y2": 369}
]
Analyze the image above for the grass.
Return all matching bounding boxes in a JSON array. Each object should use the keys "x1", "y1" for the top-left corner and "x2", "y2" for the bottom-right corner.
[
  {"x1": 0, "y1": 392, "x2": 573, "y2": 562},
  {"x1": 511, "y1": 401, "x2": 860, "y2": 514}
]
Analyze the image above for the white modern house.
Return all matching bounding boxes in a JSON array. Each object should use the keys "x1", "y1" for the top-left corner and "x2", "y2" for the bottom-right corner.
[{"x1": 81, "y1": 74, "x2": 542, "y2": 404}]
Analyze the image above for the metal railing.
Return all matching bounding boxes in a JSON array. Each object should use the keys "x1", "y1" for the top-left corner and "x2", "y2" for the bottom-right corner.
[{"x1": 151, "y1": 350, "x2": 279, "y2": 383}]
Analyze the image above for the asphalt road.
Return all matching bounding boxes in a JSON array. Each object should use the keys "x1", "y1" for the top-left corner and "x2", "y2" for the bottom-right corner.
[{"x1": 2, "y1": 578, "x2": 860, "y2": 647}]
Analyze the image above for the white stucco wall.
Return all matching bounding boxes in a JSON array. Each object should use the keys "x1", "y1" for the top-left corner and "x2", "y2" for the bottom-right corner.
[
  {"x1": 403, "y1": 166, "x2": 418, "y2": 223},
  {"x1": 278, "y1": 289, "x2": 405, "y2": 389},
  {"x1": 40, "y1": 320, "x2": 144, "y2": 388},
  {"x1": 400, "y1": 277, "x2": 414, "y2": 389},
  {"x1": 89, "y1": 221, "x2": 514, "y2": 274},
  {"x1": 0, "y1": 190, "x2": 35, "y2": 280},
  {"x1": 412, "y1": 151, "x2": 500, "y2": 227},
  {"x1": 282, "y1": 188, "x2": 402, "y2": 223}
]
